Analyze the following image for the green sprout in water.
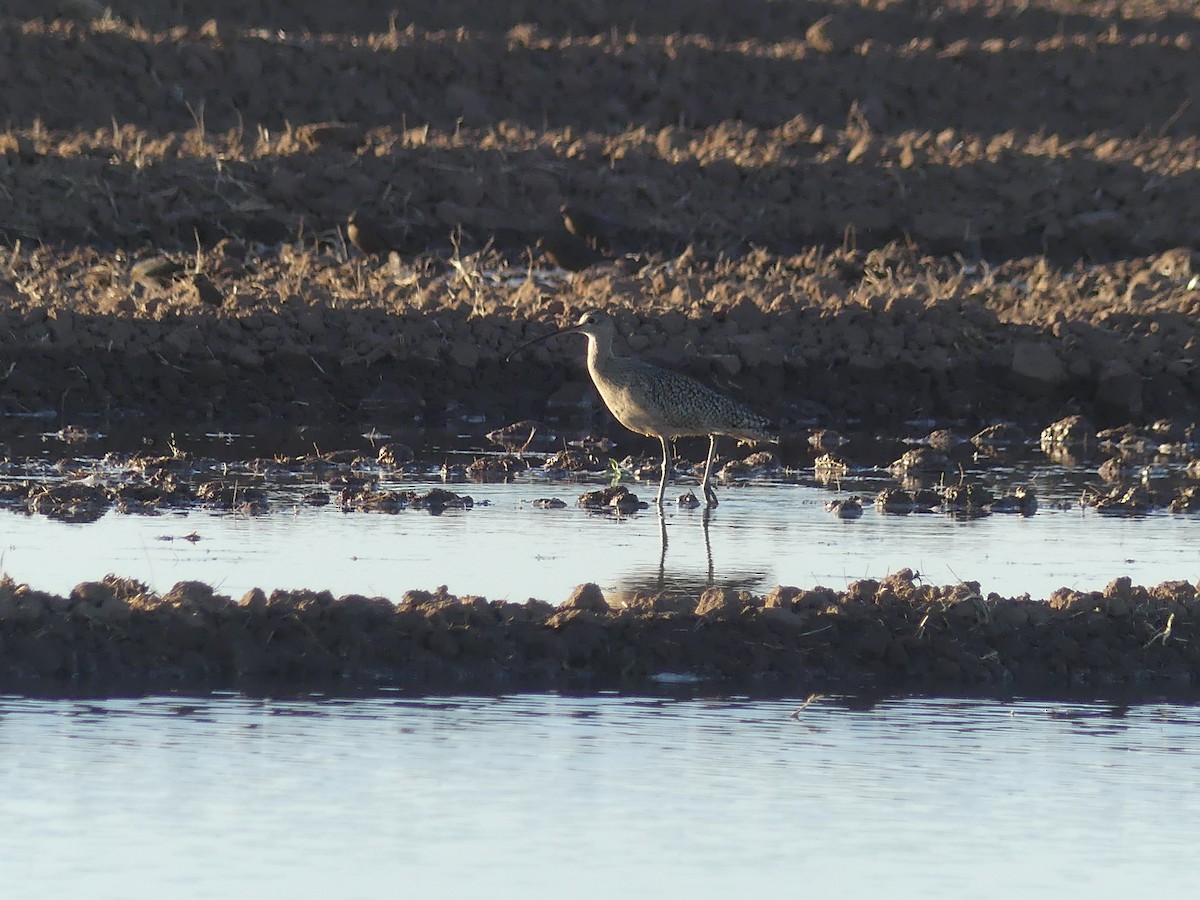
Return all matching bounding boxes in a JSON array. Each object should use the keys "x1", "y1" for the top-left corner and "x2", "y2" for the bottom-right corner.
[{"x1": 607, "y1": 457, "x2": 632, "y2": 485}]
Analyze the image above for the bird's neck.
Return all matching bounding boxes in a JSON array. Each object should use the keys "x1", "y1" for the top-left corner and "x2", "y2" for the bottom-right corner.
[{"x1": 584, "y1": 332, "x2": 614, "y2": 375}]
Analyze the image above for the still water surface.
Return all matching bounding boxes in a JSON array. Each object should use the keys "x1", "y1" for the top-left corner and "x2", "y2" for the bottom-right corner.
[
  {"x1": 2, "y1": 692, "x2": 1199, "y2": 899},
  {"x1": 2, "y1": 480, "x2": 1196, "y2": 602}
]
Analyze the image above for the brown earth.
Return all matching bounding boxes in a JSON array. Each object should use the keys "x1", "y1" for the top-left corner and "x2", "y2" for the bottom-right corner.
[
  {"x1": 1, "y1": 572, "x2": 1197, "y2": 695},
  {"x1": 0, "y1": 0, "x2": 1198, "y2": 433}
]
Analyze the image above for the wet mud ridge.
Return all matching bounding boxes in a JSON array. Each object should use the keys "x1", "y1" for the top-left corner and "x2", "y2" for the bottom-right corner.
[{"x1": 2, "y1": 572, "x2": 1197, "y2": 697}]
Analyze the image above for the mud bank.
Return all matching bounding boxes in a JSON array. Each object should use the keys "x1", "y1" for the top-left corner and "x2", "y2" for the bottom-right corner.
[
  {"x1": 3, "y1": 242, "x2": 1198, "y2": 430},
  {"x1": 1, "y1": 572, "x2": 1196, "y2": 697}
]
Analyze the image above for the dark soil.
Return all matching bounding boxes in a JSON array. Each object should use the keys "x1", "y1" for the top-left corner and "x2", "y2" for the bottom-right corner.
[
  {"x1": 1, "y1": 572, "x2": 1197, "y2": 697},
  {"x1": 1, "y1": 0, "x2": 1198, "y2": 433}
]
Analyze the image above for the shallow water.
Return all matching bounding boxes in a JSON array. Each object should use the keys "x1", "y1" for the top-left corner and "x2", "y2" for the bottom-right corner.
[
  {"x1": 1, "y1": 479, "x2": 1196, "y2": 602},
  {"x1": 2, "y1": 692, "x2": 1199, "y2": 899},
  {"x1": 1, "y1": 422, "x2": 1196, "y2": 601}
]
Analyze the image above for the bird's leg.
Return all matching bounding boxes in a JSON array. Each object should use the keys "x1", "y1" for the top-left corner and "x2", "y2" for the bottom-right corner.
[
  {"x1": 700, "y1": 435, "x2": 720, "y2": 508},
  {"x1": 656, "y1": 436, "x2": 671, "y2": 506}
]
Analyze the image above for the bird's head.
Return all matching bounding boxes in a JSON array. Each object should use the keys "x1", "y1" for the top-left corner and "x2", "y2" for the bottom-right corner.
[{"x1": 506, "y1": 308, "x2": 615, "y2": 361}]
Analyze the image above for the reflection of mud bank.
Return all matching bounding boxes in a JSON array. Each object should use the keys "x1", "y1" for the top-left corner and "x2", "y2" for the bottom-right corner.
[{"x1": 2, "y1": 572, "x2": 1197, "y2": 697}]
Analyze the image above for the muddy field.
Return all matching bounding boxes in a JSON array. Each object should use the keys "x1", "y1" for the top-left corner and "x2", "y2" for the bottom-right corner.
[
  {"x1": 1, "y1": 0, "x2": 1198, "y2": 431},
  {"x1": 1, "y1": 1, "x2": 1198, "y2": 693}
]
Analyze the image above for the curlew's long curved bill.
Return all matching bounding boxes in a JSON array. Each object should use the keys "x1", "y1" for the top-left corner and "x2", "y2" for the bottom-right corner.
[{"x1": 506, "y1": 321, "x2": 582, "y2": 362}]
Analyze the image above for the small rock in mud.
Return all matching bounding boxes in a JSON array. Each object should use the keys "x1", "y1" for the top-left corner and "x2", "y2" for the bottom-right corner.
[
  {"x1": 889, "y1": 448, "x2": 955, "y2": 477},
  {"x1": 622, "y1": 455, "x2": 662, "y2": 481},
  {"x1": 1041, "y1": 415, "x2": 1096, "y2": 447},
  {"x1": 808, "y1": 429, "x2": 847, "y2": 453},
  {"x1": 989, "y1": 487, "x2": 1038, "y2": 515},
  {"x1": 1097, "y1": 455, "x2": 1141, "y2": 483},
  {"x1": 814, "y1": 454, "x2": 850, "y2": 479},
  {"x1": 567, "y1": 436, "x2": 617, "y2": 454},
  {"x1": 28, "y1": 482, "x2": 109, "y2": 523},
  {"x1": 941, "y1": 483, "x2": 995, "y2": 512},
  {"x1": 131, "y1": 256, "x2": 186, "y2": 289},
  {"x1": 925, "y1": 429, "x2": 965, "y2": 451},
  {"x1": 826, "y1": 496, "x2": 863, "y2": 519},
  {"x1": 377, "y1": 443, "x2": 415, "y2": 467},
  {"x1": 189, "y1": 273, "x2": 224, "y2": 307},
  {"x1": 717, "y1": 450, "x2": 779, "y2": 481},
  {"x1": 578, "y1": 485, "x2": 645, "y2": 513},
  {"x1": 910, "y1": 488, "x2": 942, "y2": 509},
  {"x1": 545, "y1": 449, "x2": 608, "y2": 473},
  {"x1": 404, "y1": 488, "x2": 474, "y2": 511},
  {"x1": 327, "y1": 472, "x2": 376, "y2": 491},
  {"x1": 971, "y1": 423, "x2": 1027, "y2": 451},
  {"x1": 486, "y1": 420, "x2": 543, "y2": 450},
  {"x1": 466, "y1": 455, "x2": 528, "y2": 482},
  {"x1": 196, "y1": 480, "x2": 268, "y2": 512},
  {"x1": 562, "y1": 582, "x2": 609, "y2": 613},
  {"x1": 875, "y1": 488, "x2": 916, "y2": 514},
  {"x1": 1086, "y1": 484, "x2": 1157, "y2": 515},
  {"x1": 694, "y1": 587, "x2": 747, "y2": 619},
  {"x1": 110, "y1": 478, "x2": 191, "y2": 513},
  {"x1": 53, "y1": 425, "x2": 102, "y2": 444},
  {"x1": 1168, "y1": 486, "x2": 1200, "y2": 513},
  {"x1": 337, "y1": 488, "x2": 408, "y2": 512}
]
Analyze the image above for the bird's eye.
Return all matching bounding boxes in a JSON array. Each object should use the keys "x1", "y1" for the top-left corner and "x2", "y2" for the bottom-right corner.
[{"x1": 584, "y1": 315, "x2": 595, "y2": 324}]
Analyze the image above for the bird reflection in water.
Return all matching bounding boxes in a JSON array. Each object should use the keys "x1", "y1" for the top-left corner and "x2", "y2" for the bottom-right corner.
[{"x1": 608, "y1": 507, "x2": 768, "y2": 607}]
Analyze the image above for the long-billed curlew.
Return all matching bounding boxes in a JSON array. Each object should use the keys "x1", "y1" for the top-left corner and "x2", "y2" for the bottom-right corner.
[{"x1": 510, "y1": 309, "x2": 777, "y2": 507}]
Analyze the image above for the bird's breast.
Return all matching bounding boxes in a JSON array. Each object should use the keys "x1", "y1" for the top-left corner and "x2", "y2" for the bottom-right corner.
[{"x1": 592, "y1": 379, "x2": 659, "y2": 436}]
